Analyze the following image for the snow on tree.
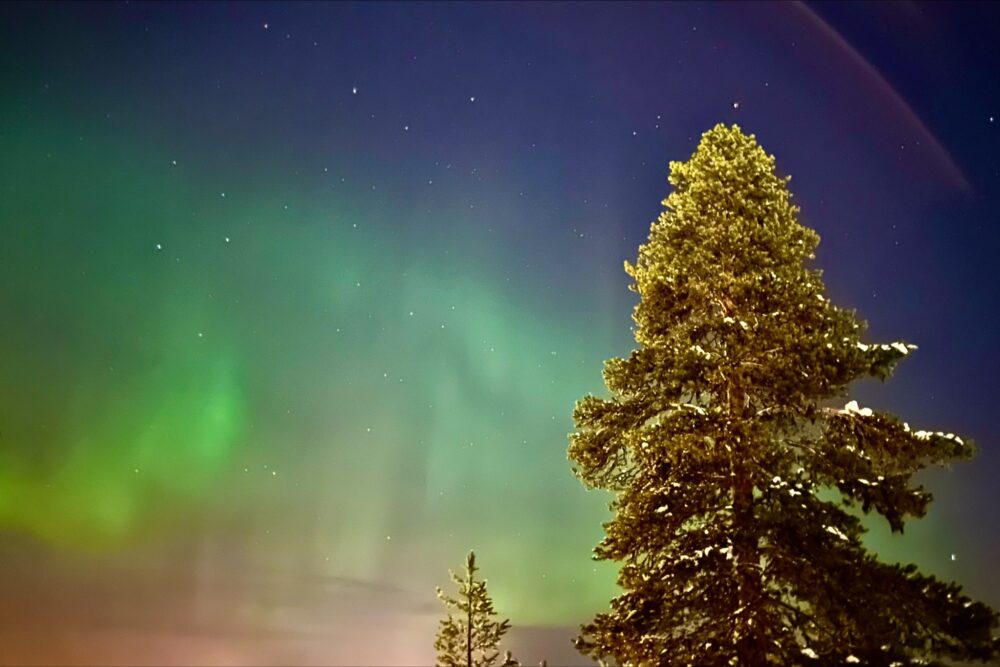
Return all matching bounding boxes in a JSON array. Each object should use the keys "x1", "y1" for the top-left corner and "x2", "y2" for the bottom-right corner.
[
  {"x1": 568, "y1": 124, "x2": 999, "y2": 666},
  {"x1": 435, "y1": 551, "x2": 518, "y2": 667}
]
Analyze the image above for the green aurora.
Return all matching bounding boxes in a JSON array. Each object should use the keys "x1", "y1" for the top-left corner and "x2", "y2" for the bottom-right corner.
[{"x1": 0, "y1": 103, "x2": 625, "y2": 623}]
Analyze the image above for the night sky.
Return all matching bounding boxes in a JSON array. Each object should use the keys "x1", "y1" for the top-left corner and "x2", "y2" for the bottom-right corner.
[{"x1": 1, "y1": 2, "x2": 999, "y2": 665}]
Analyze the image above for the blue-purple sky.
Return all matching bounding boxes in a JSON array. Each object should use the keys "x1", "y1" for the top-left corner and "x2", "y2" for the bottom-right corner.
[{"x1": 1, "y1": 2, "x2": 998, "y2": 664}]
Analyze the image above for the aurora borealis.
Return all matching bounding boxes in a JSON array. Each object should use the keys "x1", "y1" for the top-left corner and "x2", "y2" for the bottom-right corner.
[{"x1": 2, "y1": 2, "x2": 999, "y2": 665}]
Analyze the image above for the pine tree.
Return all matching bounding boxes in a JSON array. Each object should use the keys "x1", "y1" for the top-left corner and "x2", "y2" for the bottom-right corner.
[
  {"x1": 435, "y1": 551, "x2": 517, "y2": 667},
  {"x1": 568, "y1": 124, "x2": 999, "y2": 666}
]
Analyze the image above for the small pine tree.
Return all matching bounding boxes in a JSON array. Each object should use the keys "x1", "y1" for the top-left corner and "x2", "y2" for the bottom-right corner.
[
  {"x1": 568, "y1": 124, "x2": 999, "y2": 666},
  {"x1": 435, "y1": 551, "x2": 517, "y2": 667}
]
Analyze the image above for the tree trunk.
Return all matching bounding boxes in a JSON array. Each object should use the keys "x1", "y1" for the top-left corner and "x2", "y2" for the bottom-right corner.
[
  {"x1": 730, "y1": 373, "x2": 765, "y2": 666},
  {"x1": 467, "y1": 568, "x2": 473, "y2": 667}
]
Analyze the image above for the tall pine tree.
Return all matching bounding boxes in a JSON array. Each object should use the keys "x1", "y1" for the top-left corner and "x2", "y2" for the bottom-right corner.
[
  {"x1": 568, "y1": 124, "x2": 999, "y2": 666},
  {"x1": 435, "y1": 551, "x2": 518, "y2": 667}
]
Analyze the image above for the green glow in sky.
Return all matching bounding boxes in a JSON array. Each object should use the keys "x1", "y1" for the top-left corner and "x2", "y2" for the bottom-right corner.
[{"x1": 0, "y1": 104, "x2": 621, "y2": 620}]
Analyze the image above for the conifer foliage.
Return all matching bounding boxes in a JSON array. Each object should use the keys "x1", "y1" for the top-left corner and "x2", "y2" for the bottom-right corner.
[
  {"x1": 568, "y1": 125, "x2": 999, "y2": 666},
  {"x1": 435, "y1": 551, "x2": 518, "y2": 667}
]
